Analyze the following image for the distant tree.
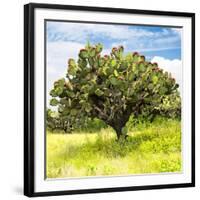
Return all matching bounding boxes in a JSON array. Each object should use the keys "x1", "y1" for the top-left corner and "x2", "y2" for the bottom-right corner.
[
  {"x1": 49, "y1": 43, "x2": 180, "y2": 140},
  {"x1": 46, "y1": 109, "x2": 73, "y2": 133}
]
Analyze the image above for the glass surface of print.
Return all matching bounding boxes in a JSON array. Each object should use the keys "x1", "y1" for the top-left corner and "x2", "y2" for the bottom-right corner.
[{"x1": 46, "y1": 21, "x2": 182, "y2": 179}]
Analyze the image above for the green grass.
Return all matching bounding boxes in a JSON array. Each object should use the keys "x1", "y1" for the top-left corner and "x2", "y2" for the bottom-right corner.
[{"x1": 46, "y1": 117, "x2": 181, "y2": 178}]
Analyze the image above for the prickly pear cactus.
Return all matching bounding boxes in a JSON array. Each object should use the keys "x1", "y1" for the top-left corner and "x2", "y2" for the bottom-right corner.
[{"x1": 49, "y1": 43, "x2": 180, "y2": 139}]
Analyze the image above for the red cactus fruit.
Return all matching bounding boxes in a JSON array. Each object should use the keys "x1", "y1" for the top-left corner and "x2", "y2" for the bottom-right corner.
[
  {"x1": 133, "y1": 52, "x2": 139, "y2": 56},
  {"x1": 68, "y1": 58, "x2": 73, "y2": 64},
  {"x1": 112, "y1": 47, "x2": 117, "y2": 51}
]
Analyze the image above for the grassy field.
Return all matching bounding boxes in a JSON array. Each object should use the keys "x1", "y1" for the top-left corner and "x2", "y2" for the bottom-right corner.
[{"x1": 46, "y1": 118, "x2": 181, "y2": 178}]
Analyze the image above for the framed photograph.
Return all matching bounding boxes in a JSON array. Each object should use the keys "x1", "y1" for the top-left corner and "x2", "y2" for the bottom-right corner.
[{"x1": 24, "y1": 3, "x2": 195, "y2": 197}]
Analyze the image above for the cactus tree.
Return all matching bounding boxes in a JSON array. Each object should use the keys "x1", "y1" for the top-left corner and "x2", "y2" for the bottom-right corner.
[{"x1": 49, "y1": 43, "x2": 180, "y2": 140}]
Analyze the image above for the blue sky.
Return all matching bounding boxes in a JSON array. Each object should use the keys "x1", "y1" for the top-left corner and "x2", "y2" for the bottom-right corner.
[
  {"x1": 47, "y1": 21, "x2": 181, "y2": 60},
  {"x1": 46, "y1": 21, "x2": 182, "y2": 106}
]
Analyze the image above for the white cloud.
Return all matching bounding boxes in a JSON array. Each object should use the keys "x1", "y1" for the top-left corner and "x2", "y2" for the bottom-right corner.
[
  {"x1": 171, "y1": 28, "x2": 182, "y2": 36},
  {"x1": 91, "y1": 25, "x2": 154, "y2": 40},
  {"x1": 46, "y1": 41, "x2": 84, "y2": 106},
  {"x1": 47, "y1": 22, "x2": 156, "y2": 42},
  {"x1": 151, "y1": 56, "x2": 182, "y2": 95},
  {"x1": 47, "y1": 22, "x2": 182, "y2": 55}
]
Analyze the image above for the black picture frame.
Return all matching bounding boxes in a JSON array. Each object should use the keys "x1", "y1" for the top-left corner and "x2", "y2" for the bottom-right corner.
[{"x1": 24, "y1": 3, "x2": 195, "y2": 197}]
